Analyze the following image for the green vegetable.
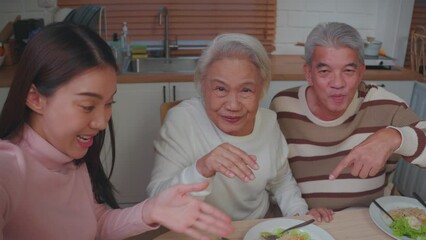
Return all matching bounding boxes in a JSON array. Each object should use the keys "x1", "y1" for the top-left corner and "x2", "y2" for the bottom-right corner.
[
  {"x1": 260, "y1": 227, "x2": 285, "y2": 238},
  {"x1": 389, "y1": 217, "x2": 426, "y2": 239},
  {"x1": 286, "y1": 229, "x2": 311, "y2": 239},
  {"x1": 260, "y1": 228, "x2": 311, "y2": 240}
]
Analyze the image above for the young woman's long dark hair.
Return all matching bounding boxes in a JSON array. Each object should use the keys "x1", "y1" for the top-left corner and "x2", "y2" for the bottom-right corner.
[{"x1": 0, "y1": 22, "x2": 119, "y2": 208}]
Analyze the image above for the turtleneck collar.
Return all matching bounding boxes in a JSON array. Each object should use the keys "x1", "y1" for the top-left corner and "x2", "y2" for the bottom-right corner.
[{"x1": 18, "y1": 124, "x2": 76, "y2": 171}]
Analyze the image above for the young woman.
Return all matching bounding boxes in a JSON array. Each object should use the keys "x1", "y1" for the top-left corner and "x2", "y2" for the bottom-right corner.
[{"x1": 0, "y1": 22, "x2": 233, "y2": 240}]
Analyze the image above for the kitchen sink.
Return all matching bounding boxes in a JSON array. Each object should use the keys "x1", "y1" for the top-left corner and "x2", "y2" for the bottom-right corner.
[{"x1": 124, "y1": 57, "x2": 199, "y2": 73}]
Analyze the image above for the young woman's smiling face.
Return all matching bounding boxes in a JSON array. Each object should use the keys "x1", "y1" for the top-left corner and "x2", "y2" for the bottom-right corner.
[
  {"x1": 27, "y1": 67, "x2": 117, "y2": 159},
  {"x1": 202, "y1": 57, "x2": 262, "y2": 136}
]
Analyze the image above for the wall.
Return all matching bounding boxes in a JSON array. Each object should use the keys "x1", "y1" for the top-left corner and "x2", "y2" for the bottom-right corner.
[
  {"x1": 0, "y1": 0, "x2": 415, "y2": 65},
  {"x1": 275, "y1": 0, "x2": 415, "y2": 66}
]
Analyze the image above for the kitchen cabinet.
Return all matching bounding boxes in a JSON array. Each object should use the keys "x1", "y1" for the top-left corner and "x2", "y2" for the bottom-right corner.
[
  {"x1": 166, "y1": 82, "x2": 199, "y2": 102},
  {"x1": 0, "y1": 87, "x2": 9, "y2": 112},
  {"x1": 104, "y1": 82, "x2": 199, "y2": 207},
  {"x1": 410, "y1": 81, "x2": 426, "y2": 117},
  {"x1": 366, "y1": 80, "x2": 414, "y2": 104}
]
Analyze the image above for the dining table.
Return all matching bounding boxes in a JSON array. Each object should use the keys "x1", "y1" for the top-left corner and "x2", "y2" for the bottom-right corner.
[{"x1": 154, "y1": 207, "x2": 393, "y2": 240}]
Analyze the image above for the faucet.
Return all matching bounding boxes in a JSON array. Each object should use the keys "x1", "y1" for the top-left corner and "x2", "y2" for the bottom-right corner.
[{"x1": 159, "y1": 6, "x2": 175, "y2": 59}]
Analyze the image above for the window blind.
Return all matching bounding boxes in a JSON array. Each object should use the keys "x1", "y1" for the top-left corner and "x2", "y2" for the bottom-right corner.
[{"x1": 58, "y1": 0, "x2": 277, "y2": 53}]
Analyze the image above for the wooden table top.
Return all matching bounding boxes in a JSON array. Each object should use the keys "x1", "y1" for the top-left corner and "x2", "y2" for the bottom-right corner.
[{"x1": 154, "y1": 208, "x2": 393, "y2": 240}]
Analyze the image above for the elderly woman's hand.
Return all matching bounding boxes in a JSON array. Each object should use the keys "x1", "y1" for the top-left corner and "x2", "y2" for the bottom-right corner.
[
  {"x1": 308, "y1": 208, "x2": 334, "y2": 223},
  {"x1": 195, "y1": 143, "x2": 259, "y2": 182}
]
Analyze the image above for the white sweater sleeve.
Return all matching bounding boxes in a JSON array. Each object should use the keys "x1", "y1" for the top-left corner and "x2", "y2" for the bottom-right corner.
[
  {"x1": 389, "y1": 125, "x2": 426, "y2": 167},
  {"x1": 147, "y1": 105, "x2": 212, "y2": 198},
  {"x1": 266, "y1": 128, "x2": 308, "y2": 216}
]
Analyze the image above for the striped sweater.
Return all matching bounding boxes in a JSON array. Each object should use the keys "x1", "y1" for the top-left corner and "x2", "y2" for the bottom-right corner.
[{"x1": 270, "y1": 82, "x2": 426, "y2": 210}]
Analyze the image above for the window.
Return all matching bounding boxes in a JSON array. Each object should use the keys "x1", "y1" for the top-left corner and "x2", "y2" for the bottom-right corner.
[{"x1": 58, "y1": 0, "x2": 277, "y2": 54}]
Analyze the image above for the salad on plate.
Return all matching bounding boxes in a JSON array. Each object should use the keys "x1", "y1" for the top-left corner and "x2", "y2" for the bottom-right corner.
[
  {"x1": 260, "y1": 228, "x2": 311, "y2": 240},
  {"x1": 388, "y1": 207, "x2": 426, "y2": 239}
]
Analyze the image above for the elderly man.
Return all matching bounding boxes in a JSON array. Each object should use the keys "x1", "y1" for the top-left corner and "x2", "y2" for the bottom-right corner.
[{"x1": 270, "y1": 22, "x2": 426, "y2": 210}]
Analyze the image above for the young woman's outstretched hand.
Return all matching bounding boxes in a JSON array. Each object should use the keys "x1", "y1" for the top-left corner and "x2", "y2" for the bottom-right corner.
[{"x1": 142, "y1": 182, "x2": 234, "y2": 240}]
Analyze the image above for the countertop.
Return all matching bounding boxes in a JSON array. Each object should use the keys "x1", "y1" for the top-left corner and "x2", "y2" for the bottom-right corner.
[{"x1": 0, "y1": 55, "x2": 422, "y2": 88}]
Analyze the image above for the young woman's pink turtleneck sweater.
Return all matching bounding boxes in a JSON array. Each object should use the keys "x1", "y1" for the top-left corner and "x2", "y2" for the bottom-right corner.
[{"x1": 0, "y1": 125, "x2": 157, "y2": 239}]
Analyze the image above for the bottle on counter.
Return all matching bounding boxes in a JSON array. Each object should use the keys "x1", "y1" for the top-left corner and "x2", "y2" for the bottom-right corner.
[
  {"x1": 110, "y1": 32, "x2": 123, "y2": 70},
  {"x1": 120, "y1": 22, "x2": 130, "y2": 57}
]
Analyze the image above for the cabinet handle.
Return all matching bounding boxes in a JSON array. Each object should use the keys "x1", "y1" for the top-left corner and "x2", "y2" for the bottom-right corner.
[
  {"x1": 173, "y1": 85, "x2": 176, "y2": 101},
  {"x1": 163, "y1": 85, "x2": 166, "y2": 103}
]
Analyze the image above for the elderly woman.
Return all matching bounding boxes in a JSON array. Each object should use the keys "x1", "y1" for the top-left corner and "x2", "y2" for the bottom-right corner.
[{"x1": 147, "y1": 33, "x2": 333, "y2": 221}]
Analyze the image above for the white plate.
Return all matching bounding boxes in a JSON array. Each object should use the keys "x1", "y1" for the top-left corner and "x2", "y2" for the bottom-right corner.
[
  {"x1": 369, "y1": 195, "x2": 426, "y2": 240},
  {"x1": 243, "y1": 218, "x2": 335, "y2": 240}
]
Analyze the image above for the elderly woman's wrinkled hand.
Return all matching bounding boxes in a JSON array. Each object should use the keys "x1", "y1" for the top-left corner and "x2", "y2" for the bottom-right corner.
[
  {"x1": 143, "y1": 182, "x2": 235, "y2": 240},
  {"x1": 308, "y1": 208, "x2": 334, "y2": 223},
  {"x1": 196, "y1": 143, "x2": 259, "y2": 182}
]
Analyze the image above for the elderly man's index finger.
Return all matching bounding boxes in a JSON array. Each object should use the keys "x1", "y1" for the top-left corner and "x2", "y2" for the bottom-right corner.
[{"x1": 329, "y1": 156, "x2": 351, "y2": 180}]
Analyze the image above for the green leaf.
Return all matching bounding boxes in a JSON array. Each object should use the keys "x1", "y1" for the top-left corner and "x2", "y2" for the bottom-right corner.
[{"x1": 390, "y1": 217, "x2": 426, "y2": 239}]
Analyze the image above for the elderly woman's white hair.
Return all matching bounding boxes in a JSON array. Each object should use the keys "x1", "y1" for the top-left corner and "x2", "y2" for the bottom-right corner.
[{"x1": 194, "y1": 33, "x2": 271, "y2": 98}]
